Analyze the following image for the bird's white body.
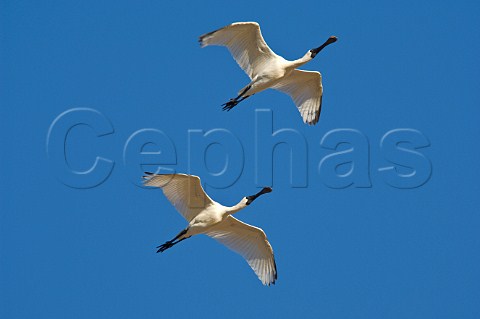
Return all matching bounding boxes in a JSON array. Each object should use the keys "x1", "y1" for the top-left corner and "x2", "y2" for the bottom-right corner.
[
  {"x1": 144, "y1": 173, "x2": 277, "y2": 286},
  {"x1": 186, "y1": 198, "x2": 247, "y2": 236},
  {"x1": 184, "y1": 202, "x2": 228, "y2": 236},
  {"x1": 200, "y1": 22, "x2": 337, "y2": 125}
]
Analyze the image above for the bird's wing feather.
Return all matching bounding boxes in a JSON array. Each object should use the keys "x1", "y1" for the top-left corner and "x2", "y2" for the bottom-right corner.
[
  {"x1": 199, "y1": 22, "x2": 277, "y2": 80},
  {"x1": 207, "y1": 216, "x2": 277, "y2": 285},
  {"x1": 143, "y1": 173, "x2": 214, "y2": 222},
  {"x1": 272, "y1": 69, "x2": 323, "y2": 125}
]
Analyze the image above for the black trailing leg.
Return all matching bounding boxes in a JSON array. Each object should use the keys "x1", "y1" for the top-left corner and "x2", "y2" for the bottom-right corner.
[
  {"x1": 222, "y1": 85, "x2": 251, "y2": 111},
  {"x1": 157, "y1": 228, "x2": 189, "y2": 253}
]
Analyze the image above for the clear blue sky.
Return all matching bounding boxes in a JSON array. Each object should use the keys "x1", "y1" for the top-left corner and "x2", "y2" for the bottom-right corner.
[{"x1": 1, "y1": 0, "x2": 479, "y2": 318}]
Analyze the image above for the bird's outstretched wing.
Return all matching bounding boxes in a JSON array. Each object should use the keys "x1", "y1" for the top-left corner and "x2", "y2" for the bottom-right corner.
[
  {"x1": 207, "y1": 216, "x2": 277, "y2": 286},
  {"x1": 272, "y1": 69, "x2": 323, "y2": 125},
  {"x1": 143, "y1": 173, "x2": 214, "y2": 222},
  {"x1": 199, "y1": 22, "x2": 277, "y2": 80}
]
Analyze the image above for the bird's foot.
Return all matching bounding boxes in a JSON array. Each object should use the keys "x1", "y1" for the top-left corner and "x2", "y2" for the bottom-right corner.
[
  {"x1": 156, "y1": 241, "x2": 173, "y2": 253},
  {"x1": 221, "y1": 99, "x2": 238, "y2": 111}
]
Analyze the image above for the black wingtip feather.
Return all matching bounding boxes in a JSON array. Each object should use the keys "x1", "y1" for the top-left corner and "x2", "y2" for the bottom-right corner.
[{"x1": 143, "y1": 171, "x2": 155, "y2": 180}]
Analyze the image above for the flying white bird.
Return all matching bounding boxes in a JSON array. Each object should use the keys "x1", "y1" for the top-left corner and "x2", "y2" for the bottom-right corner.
[
  {"x1": 143, "y1": 172, "x2": 277, "y2": 286},
  {"x1": 199, "y1": 21, "x2": 337, "y2": 125}
]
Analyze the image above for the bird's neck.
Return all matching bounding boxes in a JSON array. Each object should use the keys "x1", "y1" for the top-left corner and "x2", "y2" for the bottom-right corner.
[
  {"x1": 288, "y1": 52, "x2": 313, "y2": 69},
  {"x1": 224, "y1": 187, "x2": 272, "y2": 217},
  {"x1": 225, "y1": 198, "x2": 249, "y2": 216}
]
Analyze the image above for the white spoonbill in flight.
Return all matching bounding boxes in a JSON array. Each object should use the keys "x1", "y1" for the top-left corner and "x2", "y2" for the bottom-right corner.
[
  {"x1": 199, "y1": 21, "x2": 337, "y2": 125},
  {"x1": 143, "y1": 172, "x2": 277, "y2": 286}
]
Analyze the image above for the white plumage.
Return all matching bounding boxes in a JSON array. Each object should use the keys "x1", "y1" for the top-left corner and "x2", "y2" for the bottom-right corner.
[
  {"x1": 144, "y1": 173, "x2": 277, "y2": 286},
  {"x1": 199, "y1": 22, "x2": 337, "y2": 125}
]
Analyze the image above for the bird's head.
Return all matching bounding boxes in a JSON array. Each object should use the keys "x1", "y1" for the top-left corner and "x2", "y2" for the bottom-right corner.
[
  {"x1": 246, "y1": 187, "x2": 273, "y2": 206},
  {"x1": 310, "y1": 36, "x2": 337, "y2": 58}
]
